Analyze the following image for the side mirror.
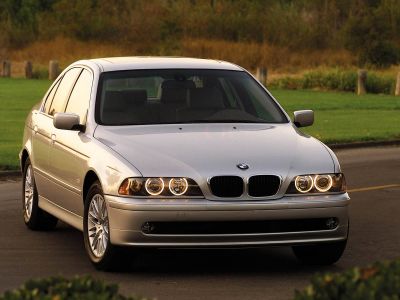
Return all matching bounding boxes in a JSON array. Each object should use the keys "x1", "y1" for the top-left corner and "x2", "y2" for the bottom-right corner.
[
  {"x1": 293, "y1": 110, "x2": 314, "y2": 127},
  {"x1": 53, "y1": 113, "x2": 81, "y2": 130}
]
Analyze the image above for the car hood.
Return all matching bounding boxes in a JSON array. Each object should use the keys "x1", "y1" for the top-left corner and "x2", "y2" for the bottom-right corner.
[{"x1": 94, "y1": 123, "x2": 335, "y2": 181}]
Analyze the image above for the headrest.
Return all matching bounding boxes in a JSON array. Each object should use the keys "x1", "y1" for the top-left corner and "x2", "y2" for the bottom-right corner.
[
  {"x1": 123, "y1": 89, "x2": 147, "y2": 106},
  {"x1": 103, "y1": 89, "x2": 147, "y2": 111},
  {"x1": 162, "y1": 80, "x2": 196, "y2": 89},
  {"x1": 161, "y1": 80, "x2": 195, "y2": 104},
  {"x1": 189, "y1": 87, "x2": 224, "y2": 109}
]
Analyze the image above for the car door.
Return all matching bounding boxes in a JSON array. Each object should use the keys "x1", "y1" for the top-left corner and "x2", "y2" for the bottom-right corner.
[
  {"x1": 47, "y1": 68, "x2": 93, "y2": 216},
  {"x1": 35, "y1": 68, "x2": 82, "y2": 206},
  {"x1": 31, "y1": 79, "x2": 62, "y2": 199}
]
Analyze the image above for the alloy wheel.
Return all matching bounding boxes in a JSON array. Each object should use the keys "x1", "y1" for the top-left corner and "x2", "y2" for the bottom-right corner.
[
  {"x1": 87, "y1": 194, "x2": 109, "y2": 258},
  {"x1": 24, "y1": 165, "x2": 34, "y2": 220}
]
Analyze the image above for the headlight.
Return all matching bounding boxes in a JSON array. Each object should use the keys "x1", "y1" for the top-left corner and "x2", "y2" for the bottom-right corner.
[
  {"x1": 145, "y1": 178, "x2": 164, "y2": 195},
  {"x1": 286, "y1": 173, "x2": 346, "y2": 194},
  {"x1": 169, "y1": 178, "x2": 188, "y2": 196},
  {"x1": 314, "y1": 174, "x2": 333, "y2": 192},
  {"x1": 118, "y1": 177, "x2": 202, "y2": 197},
  {"x1": 294, "y1": 175, "x2": 313, "y2": 193}
]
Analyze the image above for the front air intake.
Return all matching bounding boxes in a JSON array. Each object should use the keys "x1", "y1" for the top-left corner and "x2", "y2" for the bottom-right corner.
[
  {"x1": 248, "y1": 175, "x2": 281, "y2": 197},
  {"x1": 209, "y1": 176, "x2": 243, "y2": 197}
]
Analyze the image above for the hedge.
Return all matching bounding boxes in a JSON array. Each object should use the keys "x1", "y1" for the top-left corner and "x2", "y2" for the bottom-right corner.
[
  {"x1": 269, "y1": 69, "x2": 396, "y2": 95},
  {"x1": 295, "y1": 259, "x2": 400, "y2": 300},
  {"x1": 0, "y1": 275, "x2": 146, "y2": 300},
  {"x1": 3, "y1": 260, "x2": 400, "y2": 300}
]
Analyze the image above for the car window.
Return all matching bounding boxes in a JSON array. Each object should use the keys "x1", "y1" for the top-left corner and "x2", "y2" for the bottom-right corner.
[
  {"x1": 97, "y1": 69, "x2": 289, "y2": 125},
  {"x1": 105, "y1": 76, "x2": 162, "y2": 98},
  {"x1": 65, "y1": 69, "x2": 93, "y2": 124},
  {"x1": 43, "y1": 79, "x2": 62, "y2": 113},
  {"x1": 48, "y1": 68, "x2": 82, "y2": 116}
]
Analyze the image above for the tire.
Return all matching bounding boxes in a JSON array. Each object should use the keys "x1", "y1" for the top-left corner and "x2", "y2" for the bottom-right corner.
[
  {"x1": 292, "y1": 240, "x2": 347, "y2": 265},
  {"x1": 22, "y1": 158, "x2": 58, "y2": 230},
  {"x1": 83, "y1": 181, "x2": 129, "y2": 271}
]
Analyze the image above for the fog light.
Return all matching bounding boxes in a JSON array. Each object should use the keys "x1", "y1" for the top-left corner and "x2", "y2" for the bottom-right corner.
[{"x1": 326, "y1": 218, "x2": 338, "y2": 230}]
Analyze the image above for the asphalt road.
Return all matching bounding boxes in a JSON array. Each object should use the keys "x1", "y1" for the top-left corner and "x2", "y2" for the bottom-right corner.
[{"x1": 0, "y1": 146, "x2": 399, "y2": 300}]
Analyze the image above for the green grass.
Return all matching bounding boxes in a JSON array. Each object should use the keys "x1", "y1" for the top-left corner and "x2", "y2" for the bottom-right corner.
[
  {"x1": 273, "y1": 89, "x2": 400, "y2": 143},
  {"x1": 0, "y1": 78, "x2": 51, "y2": 170},
  {"x1": 0, "y1": 79, "x2": 399, "y2": 170}
]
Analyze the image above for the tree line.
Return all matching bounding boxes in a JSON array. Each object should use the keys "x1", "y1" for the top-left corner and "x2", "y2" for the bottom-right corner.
[{"x1": 0, "y1": 0, "x2": 399, "y2": 67}]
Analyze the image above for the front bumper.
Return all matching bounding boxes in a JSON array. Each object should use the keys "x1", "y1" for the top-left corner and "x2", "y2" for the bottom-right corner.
[{"x1": 105, "y1": 193, "x2": 350, "y2": 247}]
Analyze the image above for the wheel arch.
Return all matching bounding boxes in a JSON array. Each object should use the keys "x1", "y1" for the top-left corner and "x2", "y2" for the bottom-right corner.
[
  {"x1": 82, "y1": 170, "x2": 101, "y2": 203},
  {"x1": 20, "y1": 149, "x2": 30, "y2": 171}
]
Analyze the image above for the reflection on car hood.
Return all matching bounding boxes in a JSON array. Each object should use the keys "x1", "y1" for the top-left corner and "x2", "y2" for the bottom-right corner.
[{"x1": 94, "y1": 123, "x2": 334, "y2": 180}]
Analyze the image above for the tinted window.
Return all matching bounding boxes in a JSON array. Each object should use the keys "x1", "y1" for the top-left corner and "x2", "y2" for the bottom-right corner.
[
  {"x1": 96, "y1": 69, "x2": 288, "y2": 125},
  {"x1": 43, "y1": 79, "x2": 61, "y2": 113},
  {"x1": 48, "y1": 68, "x2": 81, "y2": 116},
  {"x1": 65, "y1": 69, "x2": 93, "y2": 123}
]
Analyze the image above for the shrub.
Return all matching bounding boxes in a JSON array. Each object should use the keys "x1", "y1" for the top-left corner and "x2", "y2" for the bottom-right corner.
[
  {"x1": 294, "y1": 259, "x2": 400, "y2": 300},
  {"x1": 269, "y1": 69, "x2": 395, "y2": 94},
  {"x1": 270, "y1": 76, "x2": 303, "y2": 90},
  {"x1": 301, "y1": 69, "x2": 357, "y2": 92},
  {"x1": 31, "y1": 67, "x2": 48, "y2": 79},
  {"x1": 0, "y1": 275, "x2": 145, "y2": 300},
  {"x1": 366, "y1": 73, "x2": 395, "y2": 94}
]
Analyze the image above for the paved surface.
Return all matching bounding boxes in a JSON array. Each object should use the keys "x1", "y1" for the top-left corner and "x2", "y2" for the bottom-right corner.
[{"x1": 0, "y1": 146, "x2": 399, "y2": 300}]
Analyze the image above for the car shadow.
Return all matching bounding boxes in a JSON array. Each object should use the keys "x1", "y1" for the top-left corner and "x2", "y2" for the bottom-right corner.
[
  {"x1": 47, "y1": 222, "x2": 345, "y2": 276},
  {"x1": 128, "y1": 247, "x2": 343, "y2": 275}
]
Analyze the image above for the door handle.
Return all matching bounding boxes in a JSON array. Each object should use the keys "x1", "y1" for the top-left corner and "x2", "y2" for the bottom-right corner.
[
  {"x1": 51, "y1": 134, "x2": 56, "y2": 144},
  {"x1": 33, "y1": 125, "x2": 38, "y2": 134}
]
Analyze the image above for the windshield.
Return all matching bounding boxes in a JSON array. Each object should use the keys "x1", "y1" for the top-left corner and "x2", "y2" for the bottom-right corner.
[{"x1": 96, "y1": 69, "x2": 288, "y2": 125}]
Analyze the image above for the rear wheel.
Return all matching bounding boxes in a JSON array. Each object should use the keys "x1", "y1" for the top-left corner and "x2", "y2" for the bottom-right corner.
[
  {"x1": 22, "y1": 158, "x2": 58, "y2": 230},
  {"x1": 83, "y1": 181, "x2": 129, "y2": 271},
  {"x1": 292, "y1": 240, "x2": 347, "y2": 265}
]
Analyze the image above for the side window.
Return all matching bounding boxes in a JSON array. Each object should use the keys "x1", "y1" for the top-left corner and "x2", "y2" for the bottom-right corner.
[
  {"x1": 48, "y1": 68, "x2": 82, "y2": 116},
  {"x1": 65, "y1": 69, "x2": 93, "y2": 124},
  {"x1": 43, "y1": 79, "x2": 62, "y2": 113}
]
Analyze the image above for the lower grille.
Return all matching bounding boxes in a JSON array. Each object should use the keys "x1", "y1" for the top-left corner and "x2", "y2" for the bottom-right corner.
[
  {"x1": 248, "y1": 175, "x2": 281, "y2": 197},
  {"x1": 209, "y1": 176, "x2": 243, "y2": 197},
  {"x1": 141, "y1": 218, "x2": 338, "y2": 235}
]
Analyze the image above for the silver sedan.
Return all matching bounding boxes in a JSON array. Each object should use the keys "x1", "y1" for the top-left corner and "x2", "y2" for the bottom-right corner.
[{"x1": 20, "y1": 57, "x2": 349, "y2": 270}]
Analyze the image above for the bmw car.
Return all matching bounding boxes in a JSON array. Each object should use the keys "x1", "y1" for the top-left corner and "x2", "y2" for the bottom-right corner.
[{"x1": 20, "y1": 57, "x2": 349, "y2": 270}]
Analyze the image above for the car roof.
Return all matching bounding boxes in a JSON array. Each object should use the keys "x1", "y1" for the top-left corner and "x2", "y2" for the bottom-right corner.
[{"x1": 82, "y1": 57, "x2": 244, "y2": 72}]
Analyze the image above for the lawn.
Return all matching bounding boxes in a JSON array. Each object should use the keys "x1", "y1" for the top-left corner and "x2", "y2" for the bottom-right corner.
[
  {"x1": 0, "y1": 78, "x2": 51, "y2": 170},
  {"x1": 0, "y1": 78, "x2": 399, "y2": 170},
  {"x1": 273, "y1": 89, "x2": 400, "y2": 143}
]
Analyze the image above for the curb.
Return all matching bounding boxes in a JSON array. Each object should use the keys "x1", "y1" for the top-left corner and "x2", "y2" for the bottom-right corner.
[
  {"x1": 0, "y1": 170, "x2": 21, "y2": 178},
  {"x1": 328, "y1": 139, "x2": 400, "y2": 150}
]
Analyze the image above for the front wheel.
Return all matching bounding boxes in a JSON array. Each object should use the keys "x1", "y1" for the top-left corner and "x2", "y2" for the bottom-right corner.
[
  {"x1": 83, "y1": 181, "x2": 129, "y2": 271},
  {"x1": 292, "y1": 240, "x2": 347, "y2": 265}
]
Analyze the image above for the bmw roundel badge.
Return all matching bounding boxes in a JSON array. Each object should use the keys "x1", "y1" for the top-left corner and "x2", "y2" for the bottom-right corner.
[{"x1": 237, "y1": 163, "x2": 249, "y2": 170}]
